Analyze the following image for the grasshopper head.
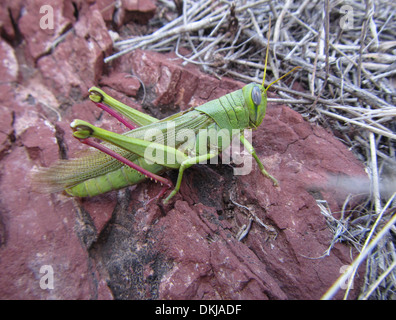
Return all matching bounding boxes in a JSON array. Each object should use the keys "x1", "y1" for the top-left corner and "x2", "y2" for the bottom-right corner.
[
  {"x1": 243, "y1": 16, "x2": 301, "y2": 130},
  {"x1": 242, "y1": 64, "x2": 301, "y2": 129},
  {"x1": 243, "y1": 83, "x2": 267, "y2": 129}
]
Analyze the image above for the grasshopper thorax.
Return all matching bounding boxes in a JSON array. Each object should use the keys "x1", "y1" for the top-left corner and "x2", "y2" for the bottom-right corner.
[{"x1": 242, "y1": 83, "x2": 267, "y2": 130}]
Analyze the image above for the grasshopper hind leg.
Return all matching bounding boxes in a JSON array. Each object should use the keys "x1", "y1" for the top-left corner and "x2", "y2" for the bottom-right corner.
[
  {"x1": 94, "y1": 101, "x2": 137, "y2": 130},
  {"x1": 75, "y1": 136, "x2": 173, "y2": 202}
]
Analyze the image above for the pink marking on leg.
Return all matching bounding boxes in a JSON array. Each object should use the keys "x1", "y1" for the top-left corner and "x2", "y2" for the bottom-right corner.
[
  {"x1": 95, "y1": 102, "x2": 137, "y2": 130},
  {"x1": 77, "y1": 137, "x2": 172, "y2": 188}
]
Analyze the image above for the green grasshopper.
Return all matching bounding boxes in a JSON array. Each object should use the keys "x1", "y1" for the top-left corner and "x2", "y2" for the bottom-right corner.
[
  {"x1": 32, "y1": 28, "x2": 300, "y2": 204},
  {"x1": 32, "y1": 69, "x2": 299, "y2": 204}
]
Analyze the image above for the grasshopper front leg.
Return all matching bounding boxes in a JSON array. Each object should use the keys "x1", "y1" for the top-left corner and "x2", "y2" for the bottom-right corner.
[{"x1": 240, "y1": 134, "x2": 278, "y2": 186}]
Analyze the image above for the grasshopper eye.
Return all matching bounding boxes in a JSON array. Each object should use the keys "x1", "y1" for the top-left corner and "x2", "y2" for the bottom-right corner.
[{"x1": 251, "y1": 86, "x2": 261, "y2": 106}]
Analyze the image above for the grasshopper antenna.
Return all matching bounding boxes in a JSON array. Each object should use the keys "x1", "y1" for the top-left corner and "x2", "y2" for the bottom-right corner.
[
  {"x1": 262, "y1": 16, "x2": 271, "y2": 88},
  {"x1": 265, "y1": 66, "x2": 302, "y2": 92},
  {"x1": 262, "y1": 17, "x2": 301, "y2": 92}
]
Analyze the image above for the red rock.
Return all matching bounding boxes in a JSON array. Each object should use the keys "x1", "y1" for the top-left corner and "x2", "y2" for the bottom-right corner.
[
  {"x1": 74, "y1": 5, "x2": 113, "y2": 56},
  {"x1": 121, "y1": 0, "x2": 156, "y2": 25},
  {"x1": 99, "y1": 72, "x2": 141, "y2": 97},
  {"x1": 115, "y1": 50, "x2": 246, "y2": 116},
  {"x1": 78, "y1": 194, "x2": 117, "y2": 235},
  {"x1": 0, "y1": 147, "x2": 101, "y2": 299},
  {"x1": 18, "y1": 0, "x2": 75, "y2": 60},
  {"x1": 0, "y1": 40, "x2": 18, "y2": 83},
  {"x1": 123, "y1": 0, "x2": 156, "y2": 12},
  {"x1": 20, "y1": 119, "x2": 59, "y2": 166},
  {"x1": 117, "y1": 50, "x2": 162, "y2": 86},
  {"x1": 156, "y1": 201, "x2": 287, "y2": 299},
  {"x1": 95, "y1": 0, "x2": 117, "y2": 23},
  {"x1": 0, "y1": 97, "x2": 114, "y2": 298},
  {"x1": 0, "y1": 1, "x2": 24, "y2": 41},
  {"x1": 38, "y1": 5, "x2": 112, "y2": 98},
  {"x1": 233, "y1": 104, "x2": 366, "y2": 299},
  {"x1": 96, "y1": 0, "x2": 157, "y2": 27},
  {"x1": 0, "y1": 106, "x2": 13, "y2": 158}
]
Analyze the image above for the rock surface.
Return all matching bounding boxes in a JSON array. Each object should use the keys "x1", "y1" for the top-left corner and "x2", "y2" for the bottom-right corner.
[{"x1": 0, "y1": 0, "x2": 367, "y2": 300}]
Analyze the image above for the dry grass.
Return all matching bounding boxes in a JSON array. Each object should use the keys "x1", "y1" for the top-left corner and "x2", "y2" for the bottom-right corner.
[{"x1": 105, "y1": 0, "x2": 396, "y2": 299}]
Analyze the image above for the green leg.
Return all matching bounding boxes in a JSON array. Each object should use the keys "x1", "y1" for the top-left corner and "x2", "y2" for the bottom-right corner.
[
  {"x1": 88, "y1": 87, "x2": 158, "y2": 127},
  {"x1": 71, "y1": 120, "x2": 187, "y2": 169},
  {"x1": 240, "y1": 134, "x2": 278, "y2": 186},
  {"x1": 163, "y1": 152, "x2": 218, "y2": 204}
]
